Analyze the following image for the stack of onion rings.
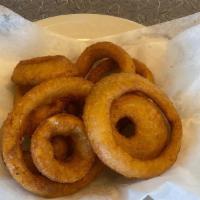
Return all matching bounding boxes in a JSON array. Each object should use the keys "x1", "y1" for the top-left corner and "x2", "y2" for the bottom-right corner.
[
  {"x1": 2, "y1": 77, "x2": 103, "y2": 197},
  {"x1": 1, "y1": 41, "x2": 182, "y2": 198}
]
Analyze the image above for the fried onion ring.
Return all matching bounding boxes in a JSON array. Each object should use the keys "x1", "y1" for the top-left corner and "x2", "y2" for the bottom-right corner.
[
  {"x1": 76, "y1": 42, "x2": 135, "y2": 76},
  {"x1": 31, "y1": 114, "x2": 95, "y2": 183},
  {"x1": 12, "y1": 55, "x2": 78, "y2": 86},
  {"x1": 111, "y1": 94, "x2": 169, "y2": 160},
  {"x1": 87, "y1": 58, "x2": 154, "y2": 83},
  {"x1": 84, "y1": 73, "x2": 182, "y2": 179},
  {"x1": 22, "y1": 100, "x2": 79, "y2": 177},
  {"x1": 2, "y1": 77, "x2": 104, "y2": 197}
]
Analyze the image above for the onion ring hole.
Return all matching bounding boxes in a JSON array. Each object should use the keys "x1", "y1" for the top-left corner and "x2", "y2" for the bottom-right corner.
[{"x1": 116, "y1": 117, "x2": 136, "y2": 138}]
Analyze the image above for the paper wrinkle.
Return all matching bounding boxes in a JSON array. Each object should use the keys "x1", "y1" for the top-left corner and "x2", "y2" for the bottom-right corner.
[{"x1": 0, "y1": 5, "x2": 200, "y2": 200}]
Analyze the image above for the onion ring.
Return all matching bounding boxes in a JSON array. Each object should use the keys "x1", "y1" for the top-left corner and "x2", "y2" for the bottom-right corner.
[
  {"x1": 31, "y1": 113, "x2": 95, "y2": 183},
  {"x1": 76, "y1": 42, "x2": 135, "y2": 76},
  {"x1": 12, "y1": 55, "x2": 78, "y2": 86},
  {"x1": 22, "y1": 101, "x2": 79, "y2": 176},
  {"x1": 2, "y1": 77, "x2": 103, "y2": 197},
  {"x1": 111, "y1": 94, "x2": 169, "y2": 160},
  {"x1": 87, "y1": 58, "x2": 154, "y2": 83},
  {"x1": 84, "y1": 73, "x2": 182, "y2": 179}
]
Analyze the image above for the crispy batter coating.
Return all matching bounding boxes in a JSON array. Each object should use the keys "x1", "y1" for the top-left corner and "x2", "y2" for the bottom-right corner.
[
  {"x1": 111, "y1": 94, "x2": 169, "y2": 160},
  {"x1": 76, "y1": 42, "x2": 135, "y2": 76},
  {"x1": 12, "y1": 55, "x2": 78, "y2": 86},
  {"x1": 84, "y1": 73, "x2": 182, "y2": 179},
  {"x1": 2, "y1": 77, "x2": 103, "y2": 197},
  {"x1": 87, "y1": 58, "x2": 154, "y2": 83},
  {"x1": 31, "y1": 114, "x2": 95, "y2": 183}
]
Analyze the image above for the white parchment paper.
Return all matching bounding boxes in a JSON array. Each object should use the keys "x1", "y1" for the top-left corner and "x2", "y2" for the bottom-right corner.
[{"x1": 0, "y1": 5, "x2": 200, "y2": 200}]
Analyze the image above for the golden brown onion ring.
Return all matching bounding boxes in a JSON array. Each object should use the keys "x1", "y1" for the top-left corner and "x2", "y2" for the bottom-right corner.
[
  {"x1": 31, "y1": 114, "x2": 95, "y2": 183},
  {"x1": 84, "y1": 73, "x2": 182, "y2": 179},
  {"x1": 87, "y1": 58, "x2": 154, "y2": 83},
  {"x1": 2, "y1": 77, "x2": 103, "y2": 197},
  {"x1": 21, "y1": 99, "x2": 77, "y2": 177},
  {"x1": 76, "y1": 42, "x2": 135, "y2": 76},
  {"x1": 12, "y1": 55, "x2": 78, "y2": 86},
  {"x1": 111, "y1": 94, "x2": 169, "y2": 160}
]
